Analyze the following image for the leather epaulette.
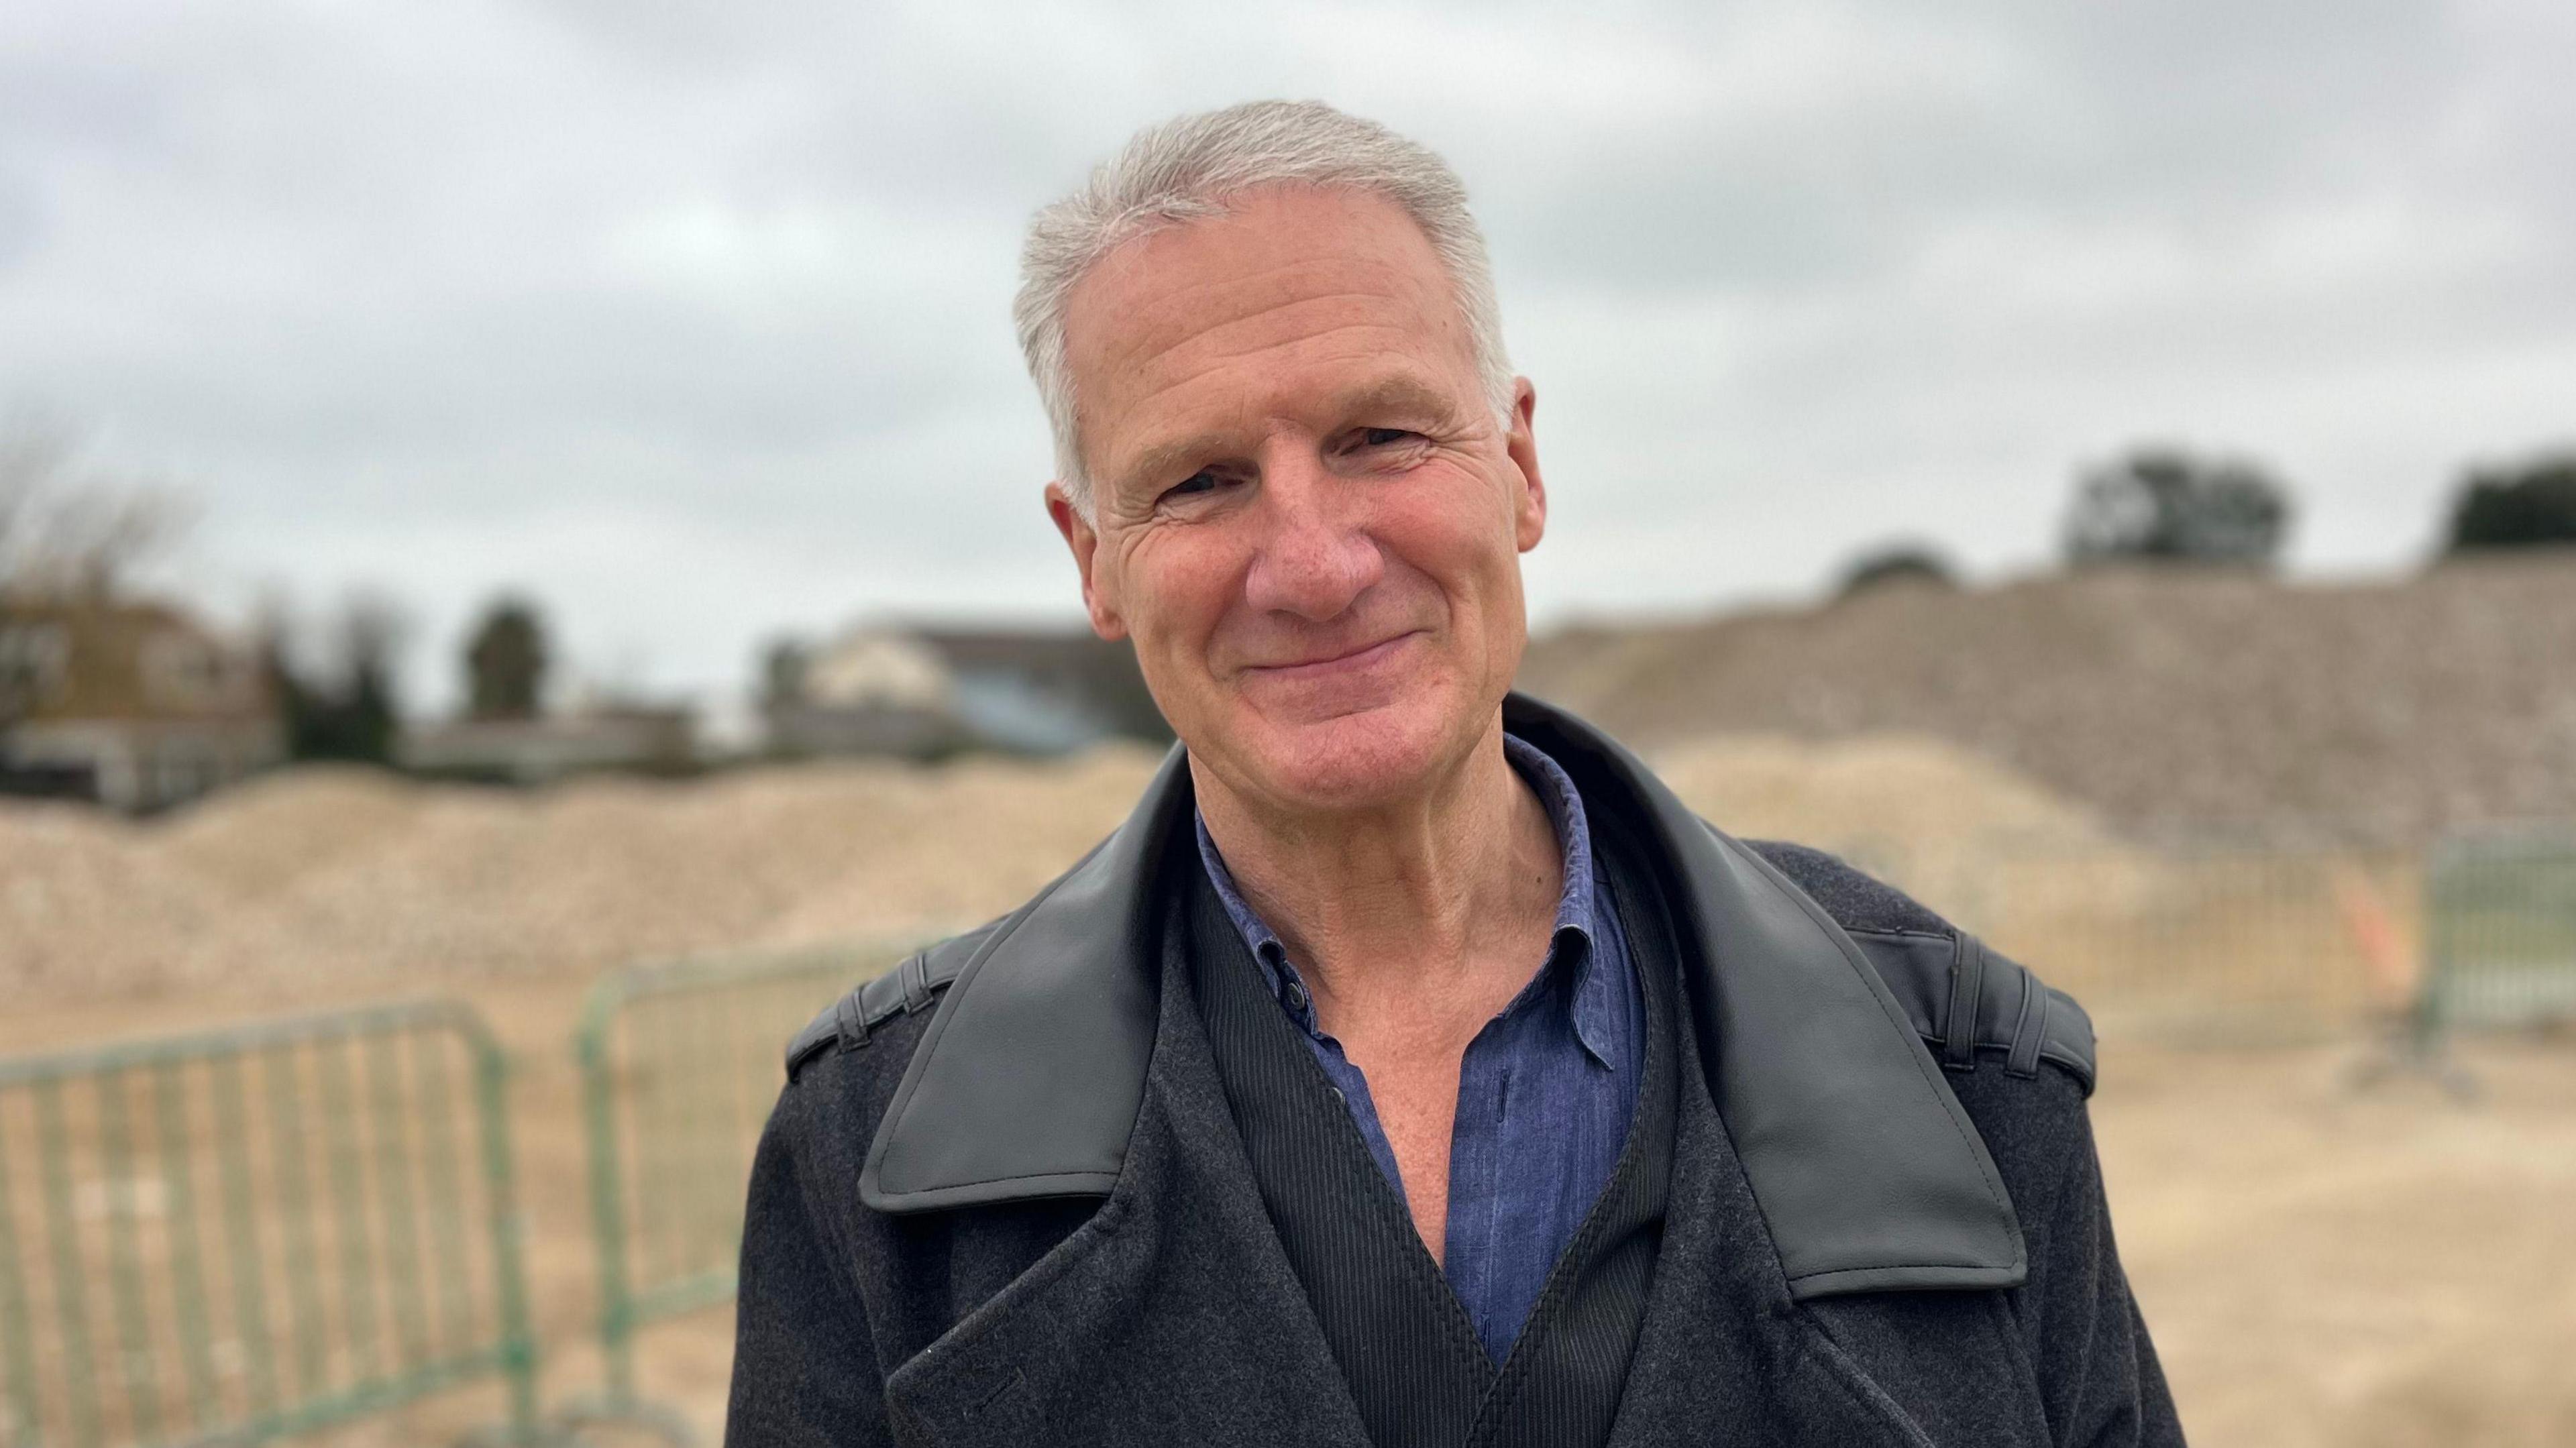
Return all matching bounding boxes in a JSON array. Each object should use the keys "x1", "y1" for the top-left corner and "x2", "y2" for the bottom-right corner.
[
  {"x1": 1845, "y1": 928, "x2": 2098, "y2": 1095},
  {"x1": 783, "y1": 939, "x2": 974, "y2": 1082}
]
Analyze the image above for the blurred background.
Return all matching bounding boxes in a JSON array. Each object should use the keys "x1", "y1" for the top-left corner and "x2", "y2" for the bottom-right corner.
[{"x1": 3, "y1": 2, "x2": 2574, "y2": 1445}]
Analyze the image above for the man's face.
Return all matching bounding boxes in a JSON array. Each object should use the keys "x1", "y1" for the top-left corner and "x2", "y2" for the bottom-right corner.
[{"x1": 1048, "y1": 184, "x2": 1545, "y2": 814}]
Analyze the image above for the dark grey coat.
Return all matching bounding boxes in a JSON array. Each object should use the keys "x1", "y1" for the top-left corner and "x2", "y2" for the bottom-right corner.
[{"x1": 727, "y1": 696, "x2": 2183, "y2": 1447}]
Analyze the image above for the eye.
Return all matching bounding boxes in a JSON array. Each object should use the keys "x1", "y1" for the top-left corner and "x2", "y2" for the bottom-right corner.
[
  {"x1": 1159, "y1": 469, "x2": 1228, "y2": 506},
  {"x1": 1361, "y1": 428, "x2": 1416, "y2": 447}
]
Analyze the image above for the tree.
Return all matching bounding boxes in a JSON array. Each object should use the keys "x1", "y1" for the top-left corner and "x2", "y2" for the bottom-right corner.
[
  {"x1": 262, "y1": 592, "x2": 409, "y2": 765},
  {"x1": 2, "y1": 416, "x2": 192, "y2": 732},
  {"x1": 334, "y1": 595, "x2": 406, "y2": 760},
  {"x1": 2063, "y1": 447, "x2": 2293, "y2": 568},
  {"x1": 2445, "y1": 452, "x2": 2576, "y2": 553},
  {"x1": 1836, "y1": 542, "x2": 1957, "y2": 598},
  {"x1": 464, "y1": 596, "x2": 548, "y2": 720},
  {"x1": 0, "y1": 417, "x2": 189, "y2": 604},
  {"x1": 760, "y1": 636, "x2": 810, "y2": 711}
]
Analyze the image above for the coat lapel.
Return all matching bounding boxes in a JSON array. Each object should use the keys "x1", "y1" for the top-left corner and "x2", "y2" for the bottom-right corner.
[
  {"x1": 861, "y1": 696, "x2": 2023, "y2": 1302},
  {"x1": 1605, "y1": 1016, "x2": 1932, "y2": 1448},
  {"x1": 858, "y1": 694, "x2": 2033, "y2": 1448},
  {"x1": 1501, "y1": 696, "x2": 2025, "y2": 1299},
  {"x1": 881, "y1": 901, "x2": 1369, "y2": 1448}
]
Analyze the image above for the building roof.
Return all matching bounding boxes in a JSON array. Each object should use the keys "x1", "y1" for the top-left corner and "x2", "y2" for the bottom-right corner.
[{"x1": 1, "y1": 594, "x2": 272, "y2": 726}]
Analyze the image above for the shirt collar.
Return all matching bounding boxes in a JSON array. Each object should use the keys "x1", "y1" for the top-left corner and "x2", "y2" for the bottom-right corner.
[
  {"x1": 1191, "y1": 731, "x2": 1616, "y2": 1059},
  {"x1": 1191, "y1": 812, "x2": 1309, "y2": 1025},
  {"x1": 1503, "y1": 732, "x2": 1601, "y2": 948}
]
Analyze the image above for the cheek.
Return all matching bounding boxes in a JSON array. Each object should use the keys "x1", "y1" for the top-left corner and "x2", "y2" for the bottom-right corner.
[
  {"x1": 1378, "y1": 477, "x2": 1521, "y2": 611},
  {"x1": 1122, "y1": 532, "x2": 1244, "y2": 655}
]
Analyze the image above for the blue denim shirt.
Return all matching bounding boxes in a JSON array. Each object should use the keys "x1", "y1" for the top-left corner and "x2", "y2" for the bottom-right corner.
[{"x1": 1193, "y1": 733, "x2": 1645, "y2": 1361}]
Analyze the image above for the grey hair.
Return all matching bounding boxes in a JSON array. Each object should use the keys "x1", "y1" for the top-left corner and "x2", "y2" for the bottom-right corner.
[{"x1": 1014, "y1": 99, "x2": 1515, "y2": 517}]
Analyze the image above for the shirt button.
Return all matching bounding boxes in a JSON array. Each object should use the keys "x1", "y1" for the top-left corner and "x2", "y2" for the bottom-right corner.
[{"x1": 1284, "y1": 981, "x2": 1309, "y2": 1010}]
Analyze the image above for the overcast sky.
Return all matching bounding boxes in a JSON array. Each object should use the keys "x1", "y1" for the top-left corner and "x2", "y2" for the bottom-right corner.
[{"x1": 5, "y1": 1, "x2": 2571, "y2": 711}]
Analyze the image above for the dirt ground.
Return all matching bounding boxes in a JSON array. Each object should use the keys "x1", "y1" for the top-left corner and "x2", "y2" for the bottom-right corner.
[
  {"x1": 3, "y1": 746, "x2": 2568, "y2": 1445},
  {"x1": 6, "y1": 973, "x2": 2572, "y2": 1448}
]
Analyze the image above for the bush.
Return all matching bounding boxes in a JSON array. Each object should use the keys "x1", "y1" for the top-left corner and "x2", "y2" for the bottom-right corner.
[
  {"x1": 2064, "y1": 447, "x2": 2293, "y2": 567},
  {"x1": 1836, "y1": 543, "x2": 1957, "y2": 598},
  {"x1": 2445, "y1": 453, "x2": 2576, "y2": 552}
]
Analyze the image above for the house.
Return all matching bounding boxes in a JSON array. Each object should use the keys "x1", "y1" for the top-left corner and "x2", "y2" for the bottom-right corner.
[
  {"x1": 0, "y1": 596, "x2": 285, "y2": 812},
  {"x1": 765, "y1": 628, "x2": 959, "y2": 758},
  {"x1": 396, "y1": 703, "x2": 698, "y2": 784},
  {"x1": 764, "y1": 622, "x2": 1169, "y2": 760},
  {"x1": 916, "y1": 625, "x2": 1170, "y2": 750}
]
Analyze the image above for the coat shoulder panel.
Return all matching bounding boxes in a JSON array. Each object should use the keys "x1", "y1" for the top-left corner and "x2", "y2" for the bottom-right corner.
[
  {"x1": 784, "y1": 920, "x2": 1002, "y2": 1083},
  {"x1": 1744, "y1": 838, "x2": 2098, "y2": 1097}
]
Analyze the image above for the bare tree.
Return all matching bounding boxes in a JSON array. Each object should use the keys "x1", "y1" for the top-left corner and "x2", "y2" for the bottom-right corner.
[
  {"x1": 1, "y1": 416, "x2": 196, "y2": 735},
  {"x1": 0, "y1": 415, "x2": 192, "y2": 603}
]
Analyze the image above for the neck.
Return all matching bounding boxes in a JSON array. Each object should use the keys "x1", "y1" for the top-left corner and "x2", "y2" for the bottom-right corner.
[{"x1": 1191, "y1": 717, "x2": 1564, "y2": 1032}]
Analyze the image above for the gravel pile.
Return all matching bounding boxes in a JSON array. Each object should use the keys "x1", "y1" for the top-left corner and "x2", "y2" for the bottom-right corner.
[
  {"x1": 3, "y1": 732, "x2": 2112, "y2": 998},
  {"x1": 1, "y1": 750, "x2": 1164, "y2": 997},
  {"x1": 1520, "y1": 555, "x2": 2576, "y2": 848}
]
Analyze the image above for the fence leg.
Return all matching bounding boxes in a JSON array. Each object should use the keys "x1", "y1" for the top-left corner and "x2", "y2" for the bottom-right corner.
[
  {"x1": 473, "y1": 1033, "x2": 545, "y2": 1447},
  {"x1": 2344, "y1": 999, "x2": 2478, "y2": 1101},
  {"x1": 554, "y1": 944, "x2": 922, "y2": 1448},
  {"x1": 580, "y1": 1013, "x2": 639, "y2": 1410}
]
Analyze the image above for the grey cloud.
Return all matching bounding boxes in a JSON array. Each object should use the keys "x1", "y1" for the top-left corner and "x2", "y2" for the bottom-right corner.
[{"x1": 3, "y1": 0, "x2": 2570, "y2": 708}]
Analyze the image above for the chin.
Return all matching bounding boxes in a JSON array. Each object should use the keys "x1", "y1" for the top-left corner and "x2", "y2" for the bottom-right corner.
[{"x1": 1229, "y1": 687, "x2": 1480, "y2": 813}]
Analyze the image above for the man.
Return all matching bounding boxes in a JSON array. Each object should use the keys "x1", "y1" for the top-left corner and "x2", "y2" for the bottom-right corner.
[{"x1": 729, "y1": 100, "x2": 2182, "y2": 1447}]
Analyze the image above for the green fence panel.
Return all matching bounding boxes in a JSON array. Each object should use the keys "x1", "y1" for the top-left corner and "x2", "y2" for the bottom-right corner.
[
  {"x1": 0, "y1": 1000, "x2": 539, "y2": 1448},
  {"x1": 1839, "y1": 834, "x2": 2422, "y2": 1038},
  {"x1": 572, "y1": 940, "x2": 912, "y2": 1425},
  {"x1": 2424, "y1": 825, "x2": 2576, "y2": 1034}
]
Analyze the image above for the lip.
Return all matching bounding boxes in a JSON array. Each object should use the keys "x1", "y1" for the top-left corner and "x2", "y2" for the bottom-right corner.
[{"x1": 1242, "y1": 630, "x2": 1423, "y2": 681}]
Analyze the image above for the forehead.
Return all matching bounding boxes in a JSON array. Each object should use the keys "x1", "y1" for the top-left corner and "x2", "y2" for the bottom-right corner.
[{"x1": 1061, "y1": 186, "x2": 1479, "y2": 482}]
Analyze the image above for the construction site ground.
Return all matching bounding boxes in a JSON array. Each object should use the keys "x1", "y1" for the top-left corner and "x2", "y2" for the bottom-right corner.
[
  {"x1": 5, "y1": 972, "x2": 2571, "y2": 1448},
  {"x1": 6, "y1": 735, "x2": 2573, "y2": 1447}
]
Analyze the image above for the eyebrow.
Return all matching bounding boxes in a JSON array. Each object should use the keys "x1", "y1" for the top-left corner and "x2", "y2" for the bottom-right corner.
[{"x1": 1112, "y1": 373, "x2": 1466, "y2": 496}]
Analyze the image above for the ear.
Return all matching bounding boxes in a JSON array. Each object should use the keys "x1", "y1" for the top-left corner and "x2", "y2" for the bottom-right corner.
[
  {"x1": 1505, "y1": 378, "x2": 1546, "y2": 553},
  {"x1": 1046, "y1": 480, "x2": 1130, "y2": 641}
]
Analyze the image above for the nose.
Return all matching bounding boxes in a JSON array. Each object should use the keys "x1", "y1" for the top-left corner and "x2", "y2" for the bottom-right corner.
[{"x1": 1241, "y1": 447, "x2": 1385, "y2": 622}]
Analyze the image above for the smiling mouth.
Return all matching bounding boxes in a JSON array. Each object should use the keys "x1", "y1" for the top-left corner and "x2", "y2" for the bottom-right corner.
[{"x1": 1244, "y1": 631, "x2": 1423, "y2": 679}]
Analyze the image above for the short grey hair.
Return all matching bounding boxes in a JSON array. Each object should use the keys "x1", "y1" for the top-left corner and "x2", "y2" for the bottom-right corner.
[{"x1": 1014, "y1": 99, "x2": 1515, "y2": 516}]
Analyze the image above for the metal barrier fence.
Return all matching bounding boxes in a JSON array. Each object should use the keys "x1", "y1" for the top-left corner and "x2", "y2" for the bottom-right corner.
[
  {"x1": 2422, "y1": 825, "x2": 2576, "y2": 1034},
  {"x1": 572, "y1": 941, "x2": 910, "y2": 1431},
  {"x1": 0, "y1": 999, "x2": 538, "y2": 1448},
  {"x1": 1847, "y1": 836, "x2": 2424, "y2": 1036},
  {"x1": 9, "y1": 826, "x2": 2567, "y2": 1445}
]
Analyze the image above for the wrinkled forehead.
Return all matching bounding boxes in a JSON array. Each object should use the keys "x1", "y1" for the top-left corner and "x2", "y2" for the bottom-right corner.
[{"x1": 1061, "y1": 186, "x2": 1483, "y2": 480}]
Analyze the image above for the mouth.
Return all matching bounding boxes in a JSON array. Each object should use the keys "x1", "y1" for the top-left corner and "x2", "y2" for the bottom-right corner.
[{"x1": 1242, "y1": 630, "x2": 1425, "y2": 681}]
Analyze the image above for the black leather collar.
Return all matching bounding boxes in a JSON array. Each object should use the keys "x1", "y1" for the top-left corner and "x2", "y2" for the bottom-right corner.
[{"x1": 860, "y1": 694, "x2": 2025, "y2": 1300}]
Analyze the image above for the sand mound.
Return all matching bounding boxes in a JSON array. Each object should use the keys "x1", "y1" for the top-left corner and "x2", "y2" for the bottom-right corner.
[
  {"x1": 1, "y1": 747, "x2": 1163, "y2": 999},
  {"x1": 1649, "y1": 730, "x2": 2141, "y2": 929},
  {"x1": 152, "y1": 764, "x2": 427, "y2": 897},
  {"x1": 1653, "y1": 731, "x2": 2111, "y2": 855},
  {"x1": 6, "y1": 729, "x2": 2124, "y2": 1000}
]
